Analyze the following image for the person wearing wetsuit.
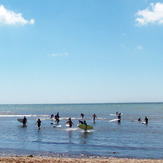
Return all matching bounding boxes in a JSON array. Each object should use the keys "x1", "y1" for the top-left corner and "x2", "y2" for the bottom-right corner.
[
  {"x1": 117, "y1": 113, "x2": 121, "y2": 123},
  {"x1": 51, "y1": 114, "x2": 54, "y2": 119},
  {"x1": 81, "y1": 113, "x2": 84, "y2": 119},
  {"x1": 37, "y1": 119, "x2": 41, "y2": 129},
  {"x1": 55, "y1": 112, "x2": 60, "y2": 124},
  {"x1": 65, "y1": 118, "x2": 74, "y2": 128},
  {"x1": 83, "y1": 120, "x2": 87, "y2": 131},
  {"x1": 92, "y1": 113, "x2": 97, "y2": 123},
  {"x1": 23, "y1": 116, "x2": 27, "y2": 126},
  {"x1": 145, "y1": 116, "x2": 148, "y2": 124},
  {"x1": 78, "y1": 120, "x2": 84, "y2": 124}
]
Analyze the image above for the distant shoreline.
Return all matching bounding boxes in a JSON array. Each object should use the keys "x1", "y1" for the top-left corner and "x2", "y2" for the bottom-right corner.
[
  {"x1": 0, "y1": 102, "x2": 163, "y2": 105},
  {"x1": 0, "y1": 156, "x2": 163, "y2": 163}
]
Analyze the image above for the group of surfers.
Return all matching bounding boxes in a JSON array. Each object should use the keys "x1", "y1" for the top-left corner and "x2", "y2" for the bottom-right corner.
[
  {"x1": 22, "y1": 112, "x2": 96, "y2": 129},
  {"x1": 138, "y1": 116, "x2": 148, "y2": 124},
  {"x1": 22, "y1": 116, "x2": 41, "y2": 129},
  {"x1": 116, "y1": 111, "x2": 148, "y2": 124},
  {"x1": 21, "y1": 111, "x2": 148, "y2": 129},
  {"x1": 50, "y1": 112, "x2": 97, "y2": 129}
]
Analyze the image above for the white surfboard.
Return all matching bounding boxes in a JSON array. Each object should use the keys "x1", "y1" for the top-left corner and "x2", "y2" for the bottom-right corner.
[{"x1": 109, "y1": 119, "x2": 119, "y2": 122}]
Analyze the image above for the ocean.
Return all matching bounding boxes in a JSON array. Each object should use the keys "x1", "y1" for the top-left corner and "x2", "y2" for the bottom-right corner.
[{"x1": 0, "y1": 103, "x2": 163, "y2": 159}]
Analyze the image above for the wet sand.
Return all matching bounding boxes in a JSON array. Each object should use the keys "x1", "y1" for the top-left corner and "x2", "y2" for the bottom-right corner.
[{"x1": 0, "y1": 157, "x2": 163, "y2": 163}]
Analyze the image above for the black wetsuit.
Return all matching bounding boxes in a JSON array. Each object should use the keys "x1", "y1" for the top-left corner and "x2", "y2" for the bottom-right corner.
[
  {"x1": 37, "y1": 119, "x2": 41, "y2": 128},
  {"x1": 117, "y1": 114, "x2": 121, "y2": 123},
  {"x1": 145, "y1": 117, "x2": 148, "y2": 124},
  {"x1": 23, "y1": 117, "x2": 27, "y2": 125}
]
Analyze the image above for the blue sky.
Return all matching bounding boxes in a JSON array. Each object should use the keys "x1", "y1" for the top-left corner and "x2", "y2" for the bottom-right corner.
[{"x1": 0, "y1": 0, "x2": 163, "y2": 104}]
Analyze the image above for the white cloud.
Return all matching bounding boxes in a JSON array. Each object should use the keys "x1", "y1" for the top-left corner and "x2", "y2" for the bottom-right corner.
[
  {"x1": 136, "y1": 45, "x2": 144, "y2": 50},
  {"x1": 136, "y1": 3, "x2": 163, "y2": 25},
  {"x1": 0, "y1": 5, "x2": 35, "y2": 25},
  {"x1": 49, "y1": 52, "x2": 69, "y2": 57}
]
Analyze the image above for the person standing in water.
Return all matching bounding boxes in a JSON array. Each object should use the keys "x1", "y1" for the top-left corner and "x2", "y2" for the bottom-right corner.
[
  {"x1": 117, "y1": 113, "x2": 121, "y2": 123},
  {"x1": 65, "y1": 118, "x2": 74, "y2": 128},
  {"x1": 81, "y1": 113, "x2": 84, "y2": 119},
  {"x1": 50, "y1": 114, "x2": 54, "y2": 119},
  {"x1": 145, "y1": 116, "x2": 148, "y2": 124},
  {"x1": 83, "y1": 120, "x2": 87, "y2": 131},
  {"x1": 92, "y1": 113, "x2": 97, "y2": 123},
  {"x1": 55, "y1": 112, "x2": 60, "y2": 124},
  {"x1": 23, "y1": 116, "x2": 27, "y2": 126},
  {"x1": 36, "y1": 119, "x2": 41, "y2": 130}
]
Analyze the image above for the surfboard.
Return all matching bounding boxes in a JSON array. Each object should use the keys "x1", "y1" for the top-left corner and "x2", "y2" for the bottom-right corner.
[
  {"x1": 78, "y1": 124, "x2": 93, "y2": 130},
  {"x1": 109, "y1": 118, "x2": 119, "y2": 122},
  {"x1": 17, "y1": 118, "x2": 27, "y2": 124},
  {"x1": 17, "y1": 119, "x2": 23, "y2": 123}
]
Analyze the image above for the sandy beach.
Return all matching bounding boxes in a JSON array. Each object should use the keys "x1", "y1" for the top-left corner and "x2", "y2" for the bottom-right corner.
[{"x1": 0, "y1": 157, "x2": 163, "y2": 163}]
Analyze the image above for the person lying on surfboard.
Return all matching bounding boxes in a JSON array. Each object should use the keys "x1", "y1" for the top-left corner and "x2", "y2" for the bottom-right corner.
[{"x1": 65, "y1": 118, "x2": 74, "y2": 128}]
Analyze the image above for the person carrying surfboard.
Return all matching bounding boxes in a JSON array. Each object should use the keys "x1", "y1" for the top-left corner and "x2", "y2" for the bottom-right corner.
[
  {"x1": 23, "y1": 116, "x2": 27, "y2": 126},
  {"x1": 78, "y1": 120, "x2": 93, "y2": 130},
  {"x1": 83, "y1": 120, "x2": 87, "y2": 131},
  {"x1": 65, "y1": 118, "x2": 74, "y2": 128}
]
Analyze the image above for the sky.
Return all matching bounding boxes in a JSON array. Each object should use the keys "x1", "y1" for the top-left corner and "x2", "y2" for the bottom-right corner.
[{"x1": 0, "y1": 0, "x2": 163, "y2": 104}]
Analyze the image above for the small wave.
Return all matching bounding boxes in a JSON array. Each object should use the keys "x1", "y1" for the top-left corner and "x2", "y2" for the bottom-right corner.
[
  {"x1": 32, "y1": 140, "x2": 72, "y2": 145},
  {"x1": 80, "y1": 130, "x2": 95, "y2": 133},
  {"x1": 110, "y1": 113, "x2": 123, "y2": 116},
  {"x1": 0, "y1": 114, "x2": 49, "y2": 118},
  {"x1": 110, "y1": 114, "x2": 116, "y2": 116},
  {"x1": 96, "y1": 117, "x2": 109, "y2": 120},
  {"x1": 0, "y1": 111, "x2": 11, "y2": 113},
  {"x1": 64, "y1": 128, "x2": 79, "y2": 131}
]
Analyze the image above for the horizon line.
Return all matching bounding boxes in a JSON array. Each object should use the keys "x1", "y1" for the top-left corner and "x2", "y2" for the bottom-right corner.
[{"x1": 0, "y1": 101, "x2": 163, "y2": 105}]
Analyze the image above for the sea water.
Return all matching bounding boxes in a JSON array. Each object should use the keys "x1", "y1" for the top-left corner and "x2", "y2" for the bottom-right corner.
[{"x1": 0, "y1": 103, "x2": 163, "y2": 159}]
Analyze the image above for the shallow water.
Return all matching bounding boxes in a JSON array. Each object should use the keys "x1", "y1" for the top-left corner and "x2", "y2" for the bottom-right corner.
[{"x1": 0, "y1": 103, "x2": 163, "y2": 159}]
